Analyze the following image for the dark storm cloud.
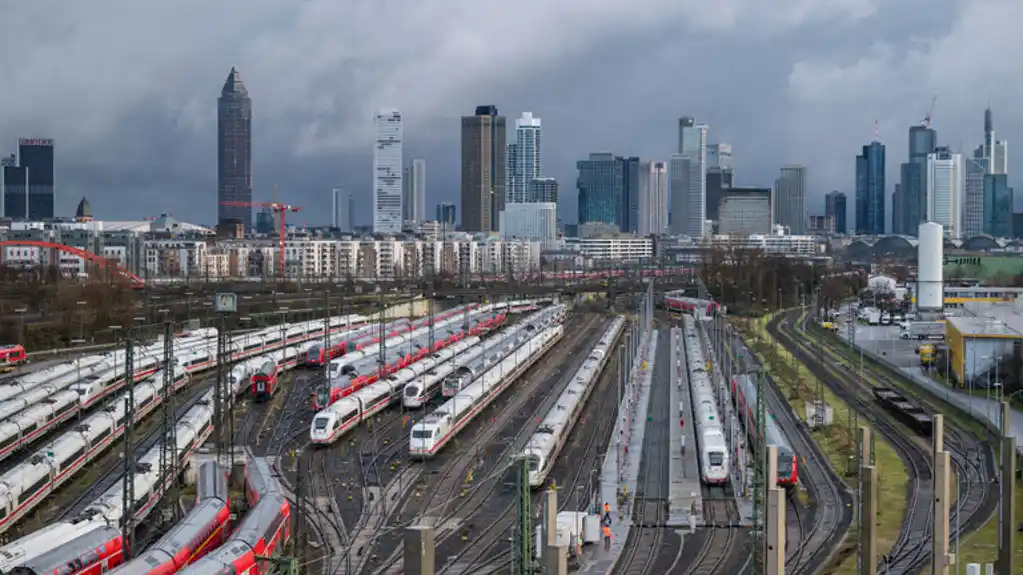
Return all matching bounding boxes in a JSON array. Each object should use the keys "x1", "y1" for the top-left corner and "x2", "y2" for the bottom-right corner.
[{"x1": 3, "y1": 0, "x2": 1013, "y2": 227}]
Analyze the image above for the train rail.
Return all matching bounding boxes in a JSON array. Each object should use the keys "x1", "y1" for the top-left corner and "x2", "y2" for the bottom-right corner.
[
  {"x1": 363, "y1": 314, "x2": 600, "y2": 574},
  {"x1": 428, "y1": 316, "x2": 616, "y2": 574},
  {"x1": 798, "y1": 312, "x2": 999, "y2": 573},
  {"x1": 705, "y1": 312, "x2": 852, "y2": 575},
  {"x1": 773, "y1": 310, "x2": 998, "y2": 574}
]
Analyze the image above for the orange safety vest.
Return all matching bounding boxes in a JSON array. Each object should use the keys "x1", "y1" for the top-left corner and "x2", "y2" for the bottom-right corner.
[
  {"x1": 604, "y1": 503, "x2": 610, "y2": 513},
  {"x1": 603, "y1": 526, "x2": 611, "y2": 538}
]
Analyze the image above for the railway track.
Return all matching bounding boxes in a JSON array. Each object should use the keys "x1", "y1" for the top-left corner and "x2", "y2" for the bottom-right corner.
[
  {"x1": 773, "y1": 310, "x2": 998, "y2": 574},
  {"x1": 430, "y1": 316, "x2": 617, "y2": 574},
  {"x1": 706, "y1": 313, "x2": 852, "y2": 575},
  {"x1": 612, "y1": 328, "x2": 687, "y2": 575},
  {"x1": 797, "y1": 312, "x2": 998, "y2": 574},
  {"x1": 363, "y1": 314, "x2": 602, "y2": 575}
]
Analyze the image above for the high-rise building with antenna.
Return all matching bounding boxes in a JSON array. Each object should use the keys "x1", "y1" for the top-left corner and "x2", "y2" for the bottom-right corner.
[{"x1": 855, "y1": 123, "x2": 885, "y2": 235}]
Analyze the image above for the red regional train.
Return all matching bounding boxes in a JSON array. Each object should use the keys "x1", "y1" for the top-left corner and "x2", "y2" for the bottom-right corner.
[{"x1": 730, "y1": 374, "x2": 799, "y2": 487}]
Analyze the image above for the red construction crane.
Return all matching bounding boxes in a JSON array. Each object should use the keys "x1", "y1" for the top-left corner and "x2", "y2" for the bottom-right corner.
[{"x1": 220, "y1": 195, "x2": 301, "y2": 277}]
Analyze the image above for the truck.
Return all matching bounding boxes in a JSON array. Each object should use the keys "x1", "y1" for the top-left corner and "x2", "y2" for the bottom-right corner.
[{"x1": 900, "y1": 322, "x2": 945, "y2": 341}]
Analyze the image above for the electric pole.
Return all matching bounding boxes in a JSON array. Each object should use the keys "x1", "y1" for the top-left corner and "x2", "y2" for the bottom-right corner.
[
  {"x1": 751, "y1": 367, "x2": 766, "y2": 575},
  {"x1": 158, "y1": 320, "x2": 178, "y2": 520},
  {"x1": 213, "y1": 293, "x2": 237, "y2": 469},
  {"x1": 513, "y1": 457, "x2": 534, "y2": 574},
  {"x1": 121, "y1": 334, "x2": 136, "y2": 558}
]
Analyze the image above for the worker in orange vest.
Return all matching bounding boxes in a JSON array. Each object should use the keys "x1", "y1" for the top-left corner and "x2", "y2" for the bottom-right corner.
[{"x1": 602, "y1": 525, "x2": 612, "y2": 549}]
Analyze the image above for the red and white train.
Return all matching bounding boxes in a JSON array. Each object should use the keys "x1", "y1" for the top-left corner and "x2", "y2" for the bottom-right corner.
[
  {"x1": 730, "y1": 373, "x2": 799, "y2": 488},
  {"x1": 315, "y1": 308, "x2": 504, "y2": 410},
  {"x1": 106, "y1": 461, "x2": 231, "y2": 575},
  {"x1": 176, "y1": 458, "x2": 290, "y2": 575}
]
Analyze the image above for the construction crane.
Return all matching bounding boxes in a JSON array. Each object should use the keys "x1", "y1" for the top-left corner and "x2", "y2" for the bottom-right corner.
[
  {"x1": 923, "y1": 95, "x2": 937, "y2": 128},
  {"x1": 220, "y1": 190, "x2": 300, "y2": 277}
]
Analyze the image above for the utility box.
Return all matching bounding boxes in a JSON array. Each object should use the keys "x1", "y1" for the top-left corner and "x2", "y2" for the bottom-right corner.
[{"x1": 804, "y1": 400, "x2": 834, "y2": 428}]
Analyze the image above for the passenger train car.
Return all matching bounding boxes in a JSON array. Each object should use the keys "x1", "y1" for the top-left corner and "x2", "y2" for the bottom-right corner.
[
  {"x1": 522, "y1": 317, "x2": 625, "y2": 487},
  {"x1": 309, "y1": 337, "x2": 481, "y2": 444},
  {"x1": 314, "y1": 310, "x2": 504, "y2": 410},
  {"x1": 249, "y1": 346, "x2": 300, "y2": 400},
  {"x1": 0, "y1": 323, "x2": 268, "y2": 539},
  {"x1": 176, "y1": 459, "x2": 290, "y2": 575},
  {"x1": 440, "y1": 322, "x2": 536, "y2": 398},
  {"x1": 730, "y1": 374, "x2": 798, "y2": 488},
  {"x1": 0, "y1": 314, "x2": 364, "y2": 467},
  {"x1": 409, "y1": 325, "x2": 563, "y2": 457},
  {"x1": 300, "y1": 321, "x2": 390, "y2": 367},
  {"x1": 683, "y1": 316, "x2": 730, "y2": 485},
  {"x1": 0, "y1": 392, "x2": 226, "y2": 569},
  {"x1": 107, "y1": 461, "x2": 230, "y2": 575},
  {"x1": 0, "y1": 345, "x2": 27, "y2": 373}
]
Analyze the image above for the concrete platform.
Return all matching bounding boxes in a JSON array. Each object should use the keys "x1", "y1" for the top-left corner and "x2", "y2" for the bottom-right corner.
[
  {"x1": 668, "y1": 327, "x2": 702, "y2": 528},
  {"x1": 579, "y1": 329, "x2": 659, "y2": 575}
]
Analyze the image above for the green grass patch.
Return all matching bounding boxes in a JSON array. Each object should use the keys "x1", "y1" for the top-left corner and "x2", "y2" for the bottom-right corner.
[
  {"x1": 954, "y1": 479, "x2": 1023, "y2": 567},
  {"x1": 734, "y1": 313, "x2": 910, "y2": 575}
]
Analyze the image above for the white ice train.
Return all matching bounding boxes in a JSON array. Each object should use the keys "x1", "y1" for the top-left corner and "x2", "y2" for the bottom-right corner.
[
  {"x1": 403, "y1": 304, "x2": 560, "y2": 407},
  {"x1": 441, "y1": 304, "x2": 567, "y2": 398},
  {"x1": 409, "y1": 325, "x2": 563, "y2": 458},
  {"x1": 522, "y1": 317, "x2": 625, "y2": 487},
  {"x1": 0, "y1": 395, "x2": 228, "y2": 573},
  {"x1": 326, "y1": 306, "x2": 491, "y2": 383},
  {"x1": 308, "y1": 337, "x2": 481, "y2": 444},
  {"x1": 0, "y1": 314, "x2": 364, "y2": 468},
  {"x1": 683, "y1": 316, "x2": 730, "y2": 485},
  {"x1": 0, "y1": 328, "x2": 218, "y2": 404},
  {"x1": 0, "y1": 313, "x2": 300, "y2": 538}
]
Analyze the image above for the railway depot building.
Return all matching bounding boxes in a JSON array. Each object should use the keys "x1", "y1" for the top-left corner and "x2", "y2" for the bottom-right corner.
[{"x1": 944, "y1": 310, "x2": 1023, "y2": 385}]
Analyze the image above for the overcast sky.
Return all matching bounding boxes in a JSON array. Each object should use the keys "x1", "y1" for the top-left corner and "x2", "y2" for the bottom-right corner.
[{"x1": 2, "y1": 0, "x2": 1020, "y2": 228}]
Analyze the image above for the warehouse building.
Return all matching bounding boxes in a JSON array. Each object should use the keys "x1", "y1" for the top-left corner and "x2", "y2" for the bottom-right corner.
[{"x1": 945, "y1": 314, "x2": 1023, "y2": 385}]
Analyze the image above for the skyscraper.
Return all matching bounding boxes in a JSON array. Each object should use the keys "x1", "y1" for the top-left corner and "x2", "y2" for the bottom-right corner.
[
  {"x1": 898, "y1": 125, "x2": 937, "y2": 236},
  {"x1": 983, "y1": 173, "x2": 1013, "y2": 237},
  {"x1": 774, "y1": 166, "x2": 807, "y2": 234},
  {"x1": 825, "y1": 191, "x2": 847, "y2": 235},
  {"x1": 529, "y1": 178, "x2": 558, "y2": 204},
  {"x1": 460, "y1": 106, "x2": 507, "y2": 232},
  {"x1": 18, "y1": 139, "x2": 55, "y2": 220},
  {"x1": 974, "y1": 107, "x2": 1008, "y2": 174},
  {"x1": 217, "y1": 67, "x2": 252, "y2": 229},
  {"x1": 373, "y1": 109, "x2": 403, "y2": 234},
  {"x1": 670, "y1": 117, "x2": 708, "y2": 236},
  {"x1": 333, "y1": 187, "x2": 353, "y2": 232},
  {"x1": 926, "y1": 147, "x2": 963, "y2": 238},
  {"x1": 577, "y1": 153, "x2": 618, "y2": 228},
  {"x1": 2, "y1": 154, "x2": 26, "y2": 220},
  {"x1": 891, "y1": 185, "x2": 902, "y2": 234},
  {"x1": 855, "y1": 140, "x2": 885, "y2": 235},
  {"x1": 638, "y1": 161, "x2": 668, "y2": 236},
  {"x1": 508, "y1": 112, "x2": 541, "y2": 203},
  {"x1": 962, "y1": 157, "x2": 987, "y2": 238},
  {"x1": 719, "y1": 188, "x2": 772, "y2": 235},
  {"x1": 617, "y1": 156, "x2": 641, "y2": 233},
  {"x1": 436, "y1": 202, "x2": 456, "y2": 231},
  {"x1": 707, "y1": 144, "x2": 732, "y2": 171},
  {"x1": 402, "y1": 159, "x2": 426, "y2": 222}
]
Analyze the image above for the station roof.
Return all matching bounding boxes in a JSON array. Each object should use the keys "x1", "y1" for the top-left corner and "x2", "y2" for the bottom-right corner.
[{"x1": 947, "y1": 314, "x2": 1023, "y2": 339}]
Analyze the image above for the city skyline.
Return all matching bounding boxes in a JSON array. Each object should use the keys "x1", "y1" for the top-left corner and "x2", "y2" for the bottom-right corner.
[{"x1": 2, "y1": 1, "x2": 1020, "y2": 227}]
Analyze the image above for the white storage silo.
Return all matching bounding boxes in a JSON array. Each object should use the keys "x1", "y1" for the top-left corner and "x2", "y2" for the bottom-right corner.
[{"x1": 917, "y1": 222, "x2": 944, "y2": 312}]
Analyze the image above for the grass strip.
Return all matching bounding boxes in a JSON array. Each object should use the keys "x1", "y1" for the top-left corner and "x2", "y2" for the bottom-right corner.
[{"x1": 734, "y1": 313, "x2": 909, "y2": 575}]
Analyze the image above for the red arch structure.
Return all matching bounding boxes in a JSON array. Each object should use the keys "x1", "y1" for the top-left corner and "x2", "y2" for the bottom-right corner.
[{"x1": 0, "y1": 240, "x2": 146, "y2": 288}]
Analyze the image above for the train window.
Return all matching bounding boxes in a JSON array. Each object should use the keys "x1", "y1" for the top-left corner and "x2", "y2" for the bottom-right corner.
[
  {"x1": 139, "y1": 396, "x2": 153, "y2": 409},
  {"x1": 0, "y1": 507, "x2": 5, "y2": 519},
  {"x1": 341, "y1": 410, "x2": 359, "y2": 424},
  {"x1": 94, "y1": 428, "x2": 112, "y2": 443},
  {"x1": 411, "y1": 429, "x2": 433, "y2": 440},
  {"x1": 313, "y1": 417, "x2": 329, "y2": 431},
  {"x1": 0, "y1": 434, "x2": 19, "y2": 451},
  {"x1": 60, "y1": 447, "x2": 86, "y2": 468},
  {"x1": 708, "y1": 452, "x2": 724, "y2": 466},
  {"x1": 57, "y1": 402, "x2": 75, "y2": 415},
  {"x1": 117, "y1": 415, "x2": 127, "y2": 427},
  {"x1": 21, "y1": 422, "x2": 37, "y2": 435},
  {"x1": 24, "y1": 477, "x2": 48, "y2": 499}
]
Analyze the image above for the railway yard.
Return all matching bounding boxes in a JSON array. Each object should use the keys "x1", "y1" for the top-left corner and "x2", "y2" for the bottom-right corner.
[{"x1": 0, "y1": 284, "x2": 1018, "y2": 575}]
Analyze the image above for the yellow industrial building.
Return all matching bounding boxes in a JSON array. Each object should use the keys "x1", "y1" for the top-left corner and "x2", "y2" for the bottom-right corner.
[{"x1": 945, "y1": 315, "x2": 1023, "y2": 384}]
